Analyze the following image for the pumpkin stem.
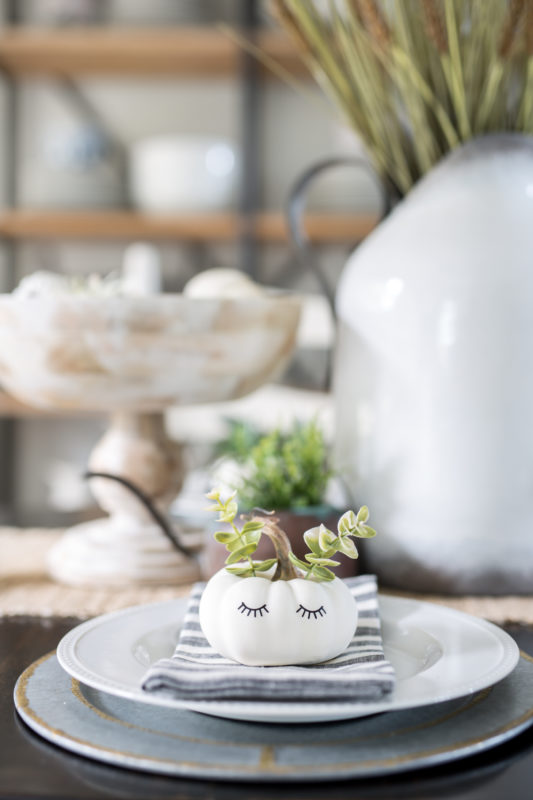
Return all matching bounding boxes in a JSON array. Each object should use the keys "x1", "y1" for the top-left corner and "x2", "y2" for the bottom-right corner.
[{"x1": 252, "y1": 516, "x2": 299, "y2": 581}]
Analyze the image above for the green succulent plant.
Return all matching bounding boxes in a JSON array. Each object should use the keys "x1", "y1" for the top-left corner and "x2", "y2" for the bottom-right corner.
[{"x1": 206, "y1": 489, "x2": 376, "y2": 583}]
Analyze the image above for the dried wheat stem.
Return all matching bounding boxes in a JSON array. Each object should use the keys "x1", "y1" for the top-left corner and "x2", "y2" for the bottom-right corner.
[
  {"x1": 525, "y1": 0, "x2": 533, "y2": 55},
  {"x1": 335, "y1": 7, "x2": 414, "y2": 192},
  {"x1": 218, "y1": 23, "x2": 326, "y2": 115},
  {"x1": 442, "y1": 0, "x2": 471, "y2": 139},
  {"x1": 518, "y1": 0, "x2": 533, "y2": 128},
  {"x1": 280, "y1": 0, "x2": 374, "y2": 152},
  {"x1": 267, "y1": 0, "x2": 530, "y2": 191},
  {"x1": 370, "y1": 40, "x2": 459, "y2": 153},
  {"x1": 473, "y1": 0, "x2": 524, "y2": 131},
  {"x1": 499, "y1": 0, "x2": 525, "y2": 58},
  {"x1": 422, "y1": 0, "x2": 448, "y2": 54},
  {"x1": 270, "y1": 0, "x2": 316, "y2": 62},
  {"x1": 354, "y1": 0, "x2": 391, "y2": 49}
]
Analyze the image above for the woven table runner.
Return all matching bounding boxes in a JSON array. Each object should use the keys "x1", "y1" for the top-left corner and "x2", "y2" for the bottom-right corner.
[
  {"x1": 0, "y1": 528, "x2": 190, "y2": 618},
  {"x1": 1, "y1": 527, "x2": 533, "y2": 624}
]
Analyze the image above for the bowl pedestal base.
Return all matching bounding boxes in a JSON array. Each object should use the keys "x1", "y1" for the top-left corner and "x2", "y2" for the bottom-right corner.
[{"x1": 47, "y1": 411, "x2": 201, "y2": 587}]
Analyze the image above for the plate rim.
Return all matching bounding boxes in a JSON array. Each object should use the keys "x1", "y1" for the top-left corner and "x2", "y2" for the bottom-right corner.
[{"x1": 56, "y1": 593, "x2": 520, "y2": 722}]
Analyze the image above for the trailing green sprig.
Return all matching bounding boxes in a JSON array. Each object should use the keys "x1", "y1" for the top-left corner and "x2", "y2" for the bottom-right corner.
[
  {"x1": 207, "y1": 489, "x2": 377, "y2": 583},
  {"x1": 288, "y1": 507, "x2": 376, "y2": 582},
  {"x1": 206, "y1": 488, "x2": 273, "y2": 578}
]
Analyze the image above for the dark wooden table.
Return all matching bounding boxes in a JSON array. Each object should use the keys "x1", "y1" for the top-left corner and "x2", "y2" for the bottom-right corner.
[{"x1": 2, "y1": 616, "x2": 533, "y2": 800}]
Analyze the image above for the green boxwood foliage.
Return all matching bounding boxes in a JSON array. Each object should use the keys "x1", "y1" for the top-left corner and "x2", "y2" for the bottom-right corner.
[{"x1": 234, "y1": 420, "x2": 332, "y2": 510}]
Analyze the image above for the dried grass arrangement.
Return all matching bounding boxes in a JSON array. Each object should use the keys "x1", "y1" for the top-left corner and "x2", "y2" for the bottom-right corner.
[{"x1": 269, "y1": 0, "x2": 533, "y2": 195}]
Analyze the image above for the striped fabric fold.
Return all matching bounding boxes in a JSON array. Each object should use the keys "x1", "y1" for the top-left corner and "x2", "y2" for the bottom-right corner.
[{"x1": 142, "y1": 575, "x2": 395, "y2": 702}]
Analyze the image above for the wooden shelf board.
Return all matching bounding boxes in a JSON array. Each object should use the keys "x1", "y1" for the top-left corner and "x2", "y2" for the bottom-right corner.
[
  {"x1": 0, "y1": 210, "x2": 377, "y2": 243},
  {"x1": 0, "y1": 28, "x2": 306, "y2": 77},
  {"x1": 0, "y1": 210, "x2": 241, "y2": 241},
  {"x1": 255, "y1": 211, "x2": 378, "y2": 243}
]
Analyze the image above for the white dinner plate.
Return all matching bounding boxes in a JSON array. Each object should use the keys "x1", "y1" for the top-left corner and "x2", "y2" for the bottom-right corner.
[{"x1": 57, "y1": 595, "x2": 519, "y2": 724}]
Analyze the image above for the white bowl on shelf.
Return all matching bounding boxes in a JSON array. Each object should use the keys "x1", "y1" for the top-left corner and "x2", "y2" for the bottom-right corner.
[{"x1": 129, "y1": 136, "x2": 240, "y2": 213}]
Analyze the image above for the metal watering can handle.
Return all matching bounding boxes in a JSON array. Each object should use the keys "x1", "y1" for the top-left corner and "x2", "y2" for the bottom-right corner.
[{"x1": 286, "y1": 156, "x2": 393, "y2": 314}]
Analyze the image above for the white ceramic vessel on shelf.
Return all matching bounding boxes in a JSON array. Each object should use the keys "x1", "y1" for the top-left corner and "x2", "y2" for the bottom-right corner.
[
  {"x1": 21, "y1": 123, "x2": 123, "y2": 209},
  {"x1": 335, "y1": 134, "x2": 533, "y2": 593},
  {"x1": 0, "y1": 292, "x2": 300, "y2": 586},
  {"x1": 129, "y1": 136, "x2": 240, "y2": 213}
]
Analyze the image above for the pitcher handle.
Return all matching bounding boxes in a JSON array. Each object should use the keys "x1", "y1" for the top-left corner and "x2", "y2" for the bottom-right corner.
[{"x1": 286, "y1": 156, "x2": 393, "y2": 313}]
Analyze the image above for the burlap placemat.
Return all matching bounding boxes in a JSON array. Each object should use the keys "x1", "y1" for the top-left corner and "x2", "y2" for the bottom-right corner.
[
  {"x1": 1, "y1": 527, "x2": 533, "y2": 624},
  {"x1": 0, "y1": 528, "x2": 190, "y2": 618}
]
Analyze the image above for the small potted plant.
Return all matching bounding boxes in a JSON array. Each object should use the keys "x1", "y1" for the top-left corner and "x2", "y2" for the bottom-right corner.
[
  {"x1": 205, "y1": 419, "x2": 357, "y2": 576},
  {"x1": 200, "y1": 488, "x2": 376, "y2": 666}
]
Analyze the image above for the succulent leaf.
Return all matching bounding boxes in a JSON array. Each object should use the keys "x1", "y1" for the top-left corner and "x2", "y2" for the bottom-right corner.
[
  {"x1": 226, "y1": 537, "x2": 245, "y2": 552},
  {"x1": 225, "y1": 565, "x2": 255, "y2": 577},
  {"x1": 337, "y1": 537, "x2": 359, "y2": 558},
  {"x1": 243, "y1": 530, "x2": 262, "y2": 547},
  {"x1": 288, "y1": 551, "x2": 310, "y2": 571},
  {"x1": 312, "y1": 565, "x2": 336, "y2": 581},
  {"x1": 338, "y1": 509, "x2": 357, "y2": 535},
  {"x1": 253, "y1": 558, "x2": 278, "y2": 572},
  {"x1": 242, "y1": 520, "x2": 264, "y2": 533},
  {"x1": 318, "y1": 524, "x2": 336, "y2": 551},
  {"x1": 218, "y1": 500, "x2": 238, "y2": 523},
  {"x1": 356, "y1": 505, "x2": 370, "y2": 524},
  {"x1": 356, "y1": 524, "x2": 377, "y2": 538},
  {"x1": 214, "y1": 530, "x2": 239, "y2": 544},
  {"x1": 303, "y1": 527, "x2": 323, "y2": 556},
  {"x1": 305, "y1": 556, "x2": 341, "y2": 566},
  {"x1": 225, "y1": 544, "x2": 257, "y2": 564}
]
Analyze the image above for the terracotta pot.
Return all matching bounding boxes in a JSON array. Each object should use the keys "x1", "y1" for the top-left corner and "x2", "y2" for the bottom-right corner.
[{"x1": 202, "y1": 505, "x2": 361, "y2": 579}]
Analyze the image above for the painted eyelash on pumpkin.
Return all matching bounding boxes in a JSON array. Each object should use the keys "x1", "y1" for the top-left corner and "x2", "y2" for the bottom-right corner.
[
  {"x1": 238, "y1": 601, "x2": 269, "y2": 618},
  {"x1": 296, "y1": 604, "x2": 326, "y2": 619}
]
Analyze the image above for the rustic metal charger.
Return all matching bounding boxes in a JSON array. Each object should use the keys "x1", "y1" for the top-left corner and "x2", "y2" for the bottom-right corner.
[{"x1": 14, "y1": 651, "x2": 533, "y2": 782}]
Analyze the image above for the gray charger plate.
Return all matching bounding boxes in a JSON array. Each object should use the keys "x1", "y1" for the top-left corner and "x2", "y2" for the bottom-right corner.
[{"x1": 14, "y1": 651, "x2": 533, "y2": 782}]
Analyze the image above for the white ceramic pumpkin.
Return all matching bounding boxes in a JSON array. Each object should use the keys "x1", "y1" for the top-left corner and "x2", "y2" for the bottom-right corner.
[
  {"x1": 200, "y1": 495, "x2": 374, "y2": 667},
  {"x1": 199, "y1": 566, "x2": 357, "y2": 666}
]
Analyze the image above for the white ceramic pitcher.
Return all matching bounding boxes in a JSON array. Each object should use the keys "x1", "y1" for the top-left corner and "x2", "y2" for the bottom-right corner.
[{"x1": 335, "y1": 134, "x2": 533, "y2": 593}]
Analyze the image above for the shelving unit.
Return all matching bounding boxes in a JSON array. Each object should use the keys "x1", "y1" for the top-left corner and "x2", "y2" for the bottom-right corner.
[
  {"x1": 0, "y1": 2, "x2": 372, "y2": 516},
  {"x1": 0, "y1": 19, "x2": 373, "y2": 251}
]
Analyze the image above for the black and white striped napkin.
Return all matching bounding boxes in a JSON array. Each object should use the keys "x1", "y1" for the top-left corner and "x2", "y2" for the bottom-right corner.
[{"x1": 142, "y1": 575, "x2": 394, "y2": 702}]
